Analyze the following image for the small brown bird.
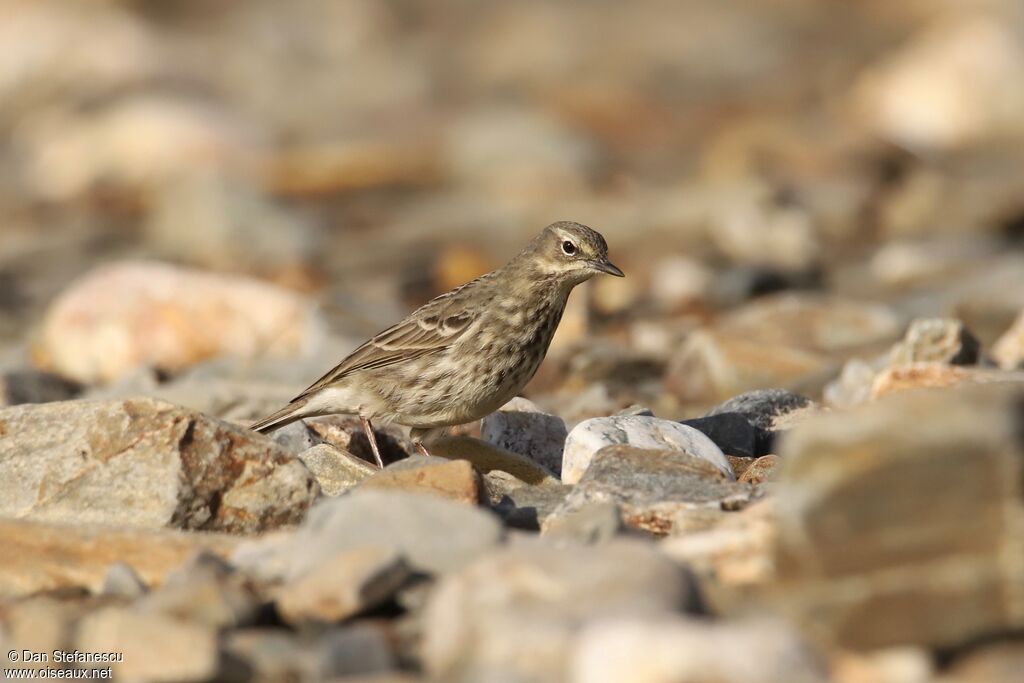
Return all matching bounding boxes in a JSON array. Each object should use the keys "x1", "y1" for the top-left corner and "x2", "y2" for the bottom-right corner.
[{"x1": 251, "y1": 221, "x2": 623, "y2": 467}]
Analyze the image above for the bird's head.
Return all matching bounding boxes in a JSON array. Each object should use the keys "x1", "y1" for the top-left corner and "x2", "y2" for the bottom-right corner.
[{"x1": 523, "y1": 221, "x2": 624, "y2": 286}]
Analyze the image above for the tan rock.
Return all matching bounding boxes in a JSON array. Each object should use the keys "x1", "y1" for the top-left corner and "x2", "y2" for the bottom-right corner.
[
  {"x1": 360, "y1": 458, "x2": 481, "y2": 505},
  {"x1": 0, "y1": 398, "x2": 318, "y2": 533},
  {"x1": 870, "y1": 363, "x2": 1024, "y2": 399},
  {"x1": 300, "y1": 444, "x2": 376, "y2": 496},
  {"x1": 275, "y1": 546, "x2": 410, "y2": 624},
  {"x1": 429, "y1": 435, "x2": 559, "y2": 486},
  {"x1": 888, "y1": 318, "x2": 980, "y2": 366},
  {"x1": 37, "y1": 260, "x2": 324, "y2": 384},
  {"x1": 739, "y1": 455, "x2": 779, "y2": 484},
  {"x1": 993, "y1": 309, "x2": 1024, "y2": 369},
  {"x1": 0, "y1": 519, "x2": 238, "y2": 597}
]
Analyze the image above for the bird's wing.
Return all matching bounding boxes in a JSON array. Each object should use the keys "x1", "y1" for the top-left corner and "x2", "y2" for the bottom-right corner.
[{"x1": 294, "y1": 299, "x2": 478, "y2": 400}]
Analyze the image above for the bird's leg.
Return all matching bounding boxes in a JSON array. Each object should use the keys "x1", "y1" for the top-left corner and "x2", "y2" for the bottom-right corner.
[
  {"x1": 360, "y1": 416, "x2": 385, "y2": 468},
  {"x1": 414, "y1": 441, "x2": 431, "y2": 457}
]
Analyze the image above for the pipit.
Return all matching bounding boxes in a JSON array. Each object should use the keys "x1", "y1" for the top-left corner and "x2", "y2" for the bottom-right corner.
[{"x1": 252, "y1": 221, "x2": 623, "y2": 467}]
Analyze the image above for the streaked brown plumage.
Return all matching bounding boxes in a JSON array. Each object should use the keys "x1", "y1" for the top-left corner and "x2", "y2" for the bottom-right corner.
[{"x1": 251, "y1": 221, "x2": 623, "y2": 466}]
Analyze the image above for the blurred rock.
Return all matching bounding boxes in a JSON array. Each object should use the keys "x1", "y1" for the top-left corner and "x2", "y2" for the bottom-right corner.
[
  {"x1": 649, "y1": 255, "x2": 713, "y2": 311},
  {"x1": 681, "y1": 412, "x2": 758, "y2": 458},
  {"x1": 706, "y1": 388, "x2": 813, "y2": 454},
  {"x1": 232, "y1": 490, "x2": 503, "y2": 580},
  {"x1": 824, "y1": 357, "x2": 885, "y2": 409},
  {"x1": 831, "y1": 648, "x2": 934, "y2": 683},
  {"x1": 562, "y1": 415, "x2": 733, "y2": 484},
  {"x1": 137, "y1": 552, "x2": 260, "y2": 629},
  {"x1": 993, "y1": 309, "x2": 1024, "y2": 369},
  {"x1": 949, "y1": 256, "x2": 1024, "y2": 346},
  {"x1": 942, "y1": 640, "x2": 1024, "y2": 683},
  {"x1": 0, "y1": 518, "x2": 236, "y2": 597},
  {"x1": 570, "y1": 617, "x2": 827, "y2": 683},
  {"x1": 360, "y1": 457, "x2": 482, "y2": 505},
  {"x1": 77, "y1": 607, "x2": 219, "y2": 683},
  {"x1": 0, "y1": 369, "x2": 81, "y2": 407},
  {"x1": 38, "y1": 261, "x2": 325, "y2": 384},
  {"x1": 421, "y1": 539, "x2": 699, "y2": 683},
  {"x1": 480, "y1": 397, "x2": 567, "y2": 475},
  {"x1": 300, "y1": 444, "x2": 376, "y2": 496},
  {"x1": 888, "y1": 318, "x2": 980, "y2": 366},
  {"x1": 540, "y1": 502, "x2": 624, "y2": 544},
  {"x1": 555, "y1": 446, "x2": 751, "y2": 536},
  {"x1": 739, "y1": 454, "x2": 780, "y2": 484},
  {"x1": 430, "y1": 435, "x2": 560, "y2": 486},
  {"x1": 270, "y1": 420, "x2": 327, "y2": 455},
  {"x1": 870, "y1": 363, "x2": 1024, "y2": 400},
  {"x1": 0, "y1": 398, "x2": 317, "y2": 532},
  {"x1": 102, "y1": 562, "x2": 148, "y2": 599},
  {"x1": 490, "y1": 481, "x2": 573, "y2": 531},
  {"x1": 774, "y1": 384, "x2": 1024, "y2": 650},
  {"x1": 275, "y1": 547, "x2": 410, "y2": 624}
]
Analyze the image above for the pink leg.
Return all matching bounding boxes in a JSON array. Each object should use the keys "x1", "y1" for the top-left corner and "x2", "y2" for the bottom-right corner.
[{"x1": 360, "y1": 416, "x2": 385, "y2": 468}]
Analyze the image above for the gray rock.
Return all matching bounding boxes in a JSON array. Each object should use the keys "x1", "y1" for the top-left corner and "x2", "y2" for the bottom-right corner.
[
  {"x1": 540, "y1": 502, "x2": 624, "y2": 544},
  {"x1": 0, "y1": 369, "x2": 81, "y2": 407},
  {"x1": 889, "y1": 317, "x2": 981, "y2": 366},
  {"x1": 422, "y1": 539, "x2": 699, "y2": 683},
  {"x1": 706, "y1": 388, "x2": 812, "y2": 432},
  {"x1": 137, "y1": 552, "x2": 260, "y2": 629},
  {"x1": 271, "y1": 420, "x2": 327, "y2": 455},
  {"x1": 275, "y1": 546, "x2": 410, "y2": 624},
  {"x1": 101, "y1": 562, "x2": 148, "y2": 599},
  {"x1": 232, "y1": 490, "x2": 503, "y2": 579},
  {"x1": 491, "y1": 482, "x2": 573, "y2": 531},
  {"x1": 480, "y1": 397, "x2": 567, "y2": 476},
  {"x1": 562, "y1": 416, "x2": 733, "y2": 485},
  {"x1": 0, "y1": 398, "x2": 318, "y2": 533},
  {"x1": 299, "y1": 444, "x2": 376, "y2": 496},
  {"x1": 554, "y1": 446, "x2": 753, "y2": 536}
]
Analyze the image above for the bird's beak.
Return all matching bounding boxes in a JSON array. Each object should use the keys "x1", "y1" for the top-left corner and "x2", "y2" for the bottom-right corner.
[{"x1": 592, "y1": 259, "x2": 625, "y2": 277}]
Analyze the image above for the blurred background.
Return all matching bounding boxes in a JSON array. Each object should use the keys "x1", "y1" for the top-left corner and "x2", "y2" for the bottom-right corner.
[{"x1": 1, "y1": 0, "x2": 1023, "y2": 420}]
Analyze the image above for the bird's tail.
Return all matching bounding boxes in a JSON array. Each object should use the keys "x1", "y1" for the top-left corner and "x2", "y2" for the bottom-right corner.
[{"x1": 250, "y1": 399, "x2": 309, "y2": 434}]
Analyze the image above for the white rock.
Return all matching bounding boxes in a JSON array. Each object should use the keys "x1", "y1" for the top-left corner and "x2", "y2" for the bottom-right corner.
[
  {"x1": 561, "y1": 416, "x2": 733, "y2": 484},
  {"x1": 480, "y1": 397, "x2": 567, "y2": 475}
]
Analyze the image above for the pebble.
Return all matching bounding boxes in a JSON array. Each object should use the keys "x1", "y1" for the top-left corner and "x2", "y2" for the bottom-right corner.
[
  {"x1": 136, "y1": 552, "x2": 260, "y2": 629},
  {"x1": 274, "y1": 546, "x2": 410, "y2": 624},
  {"x1": 480, "y1": 397, "x2": 568, "y2": 475},
  {"x1": 681, "y1": 412, "x2": 758, "y2": 458},
  {"x1": 101, "y1": 562, "x2": 148, "y2": 599},
  {"x1": 888, "y1": 317, "x2": 980, "y2": 366},
  {"x1": 555, "y1": 445, "x2": 751, "y2": 536},
  {"x1": 0, "y1": 398, "x2": 318, "y2": 532},
  {"x1": 360, "y1": 456, "x2": 482, "y2": 505},
  {"x1": 430, "y1": 435, "x2": 560, "y2": 486},
  {"x1": 0, "y1": 369, "x2": 81, "y2": 407},
  {"x1": 231, "y1": 490, "x2": 503, "y2": 579},
  {"x1": 300, "y1": 443, "x2": 376, "y2": 496},
  {"x1": 37, "y1": 260, "x2": 325, "y2": 384},
  {"x1": 540, "y1": 501, "x2": 624, "y2": 544},
  {"x1": 561, "y1": 415, "x2": 733, "y2": 485},
  {"x1": 993, "y1": 309, "x2": 1024, "y2": 369},
  {"x1": 738, "y1": 454, "x2": 780, "y2": 484}
]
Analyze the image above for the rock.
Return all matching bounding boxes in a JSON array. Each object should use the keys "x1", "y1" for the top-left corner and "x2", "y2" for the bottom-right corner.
[
  {"x1": 555, "y1": 446, "x2": 752, "y2": 536},
  {"x1": 993, "y1": 309, "x2": 1024, "y2": 369},
  {"x1": 300, "y1": 444, "x2": 376, "y2": 496},
  {"x1": 649, "y1": 255, "x2": 713, "y2": 311},
  {"x1": 681, "y1": 412, "x2": 758, "y2": 458},
  {"x1": 480, "y1": 397, "x2": 567, "y2": 475},
  {"x1": 832, "y1": 648, "x2": 935, "y2": 683},
  {"x1": 232, "y1": 490, "x2": 503, "y2": 579},
  {"x1": 944, "y1": 640, "x2": 1024, "y2": 683},
  {"x1": 870, "y1": 363, "x2": 1024, "y2": 400},
  {"x1": 0, "y1": 369, "x2": 81, "y2": 407},
  {"x1": 888, "y1": 318, "x2": 980, "y2": 366},
  {"x1": 306, "y1": 415, "x2": 411, "y2": 467},
  {"x1": 77, "y1": 607, "x2": 219, "y2": 682},
  {"x1": 275, "y1": 547, "x2": 410, "y2": 624},
  {"x1": 491, "y1": 483, "x2": 574, "y2": 531},
  {"x1": 540, "y1": 502, "x2": 624, "y2": 544},
  {"x1": 102, "y1": 562, "x2": 148, "y2": 599},
  {"x1": 0, "y1": 398, "x2": 318, "y2": 533},
  {"x1": 824, "y1": 357, "x2": 886, "y2": 409},
  {"x1": 706, "y1": 388, "x2": 813, "y2": 432},
  {"x1": 430, "y1": 435, "x2": 559, "y2": 486},
  {"x1": 561, "y1": 416, "x2": 733, "y2": 485},
  {"x1": 360, "y1": 457, "x2": 482, "y2": 505},
  {"x1": 0, "y1": 519, "x2": 238, "y2": 597},
  {"x1": 666, "y1": 330, "x2": 835, "y2": 404},
  {"x1": 421, "y1": 539, "x2": 699, "y2": 683},
  {"x1": 569, "y1": 617, "x2": 827, "y2": 683},
  {"x1": 774, "y1": 384, "x2": 1024, "y2": 650},
  {"x1": 739, "y1": 455, "x2": 779, "y2": 484},
  {"x1": 136, "y1": 552, "x2": 260, "y2": 629},
  {"x1": 0, "y1": 598, "x2": 79, "y2": 668},
  {"x1": 37, "y1": 260, "x2": 324, "y2": 384},
  {"x1": 271, "y1": 420, "x2": 327, "y2": 455}
]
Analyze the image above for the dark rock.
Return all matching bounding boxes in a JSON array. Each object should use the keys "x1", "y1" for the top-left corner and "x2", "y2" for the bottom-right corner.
[
  {"x1": 706, "y1": 388, "x2": 812, "y2": 454},
  {"x1": 681, "y1": 412, "x2": 758, "y2": 458},
  {"x1": 491, "y1": 483, "x2": 573, "y2": 531},
  {"x1": 0, "y1": 369, "x2": 82, "y2": 407}
]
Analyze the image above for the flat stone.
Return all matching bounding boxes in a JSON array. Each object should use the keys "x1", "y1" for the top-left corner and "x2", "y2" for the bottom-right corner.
[
  {"x1": 870, "y1": 363, "x2": 1024, "y2": 400},
  {"x1": 300, "y1": 444, "x2": 376, "y2": 496},
  {"x1": 360, "y1": 457, "x2": 482, "y2": 505},
  {"x1": 0, "y1": 519, "x2": 238, "y2": 597},
  {"x1": 570, "y1": 617, "x2": 827, "y2": 683},
  {"x1": 480, "y1": 397, "x2": 568, "y2": 475},
  {"x1": 491, "y1": 482, "x2": 573, "y2": 531},
  {"x1": 275, "y1": 546, "x2": 410, "y2": 624},
  {"x1": 429, "y1": 435, "x2": 559, "y2": 486},
  {"x1": 681, "y1": 412, "x2": 758, "y2": 458},
  {"x1": 888, "y1": 317, "x2": 980, "y2": 366},
  {"x1": 422, "y1": 539, "x2": 699, "y2": 683},
  {"x1": 540, "y1": 501, "x2": 624, "y2": 543},
  {"x1": 773, "y1": 383, "x2": 1024, "y2": 650},
  {"x1": 554, "y1": 446, "x2": 752, "y2": 536},
  {"x1": 0, "y1": 398, "x2": 318, "y2": 533},
  {"x1": 231, "y1": 490, "x2": 503, "y2": 579},
  {"x1": 562, "y1": 415, "x2": 733, "y2": 485},
  {"x1": 739, "y1": 455, "x2": 779, "y2": 484},
  {"x1": 76, "y1": 607, "x2": 219, "y2": 682},
  {"x1": 37, "y1": 260, "x2": 325, "y2": 384}
]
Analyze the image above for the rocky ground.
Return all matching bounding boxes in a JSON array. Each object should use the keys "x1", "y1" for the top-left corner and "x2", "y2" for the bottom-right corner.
[{"x1": 2, "y1": 1, "x2": 1024, "y2": 682}]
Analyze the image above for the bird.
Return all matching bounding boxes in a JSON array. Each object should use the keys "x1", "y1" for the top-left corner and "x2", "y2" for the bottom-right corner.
[{"x1": 251, "y1": 221, "x2": 623, "y2": 467}]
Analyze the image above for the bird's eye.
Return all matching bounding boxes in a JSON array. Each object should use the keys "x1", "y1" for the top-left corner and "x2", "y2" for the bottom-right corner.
[{"x1": 561, "y1": 241, "x2": 577, "y2": 255}]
